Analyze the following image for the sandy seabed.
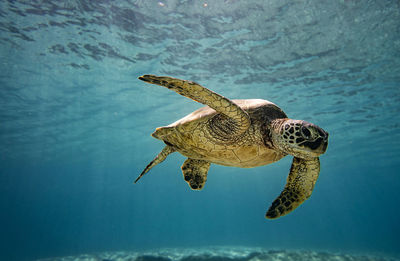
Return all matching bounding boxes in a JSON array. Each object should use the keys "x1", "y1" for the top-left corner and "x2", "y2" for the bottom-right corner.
[{"x1": 35, "y1": 246, "x2": 399, "y2": 261}]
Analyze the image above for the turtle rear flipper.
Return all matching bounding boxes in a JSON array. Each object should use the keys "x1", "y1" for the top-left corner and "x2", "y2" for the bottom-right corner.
[
  {"x1": 138, "y1": 75, "x2": 251, "y2": 137},
  {"x1": 181, "y1": 158, "x2": 211, "y2": 190},
  {"x1": 266, "y1": 157, "x2": 320, "y2": 219},
  {"x1": 134, "y1": 145, "x2": 175, "y2": 183}
]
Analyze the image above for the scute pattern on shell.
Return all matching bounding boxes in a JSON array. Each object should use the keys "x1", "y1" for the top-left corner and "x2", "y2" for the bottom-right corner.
[{"x1": 152, "y1": 99, "x2": 287, "y2": 168}]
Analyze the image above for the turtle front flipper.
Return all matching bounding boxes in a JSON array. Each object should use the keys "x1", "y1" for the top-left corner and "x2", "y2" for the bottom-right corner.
[
  {"x1": 266, "y1": 157, "x2": 320, "y2": 219},
  {"x1": 134, "y1": 145, "x2": 176, "y2": 184},
  {"x1": 181, "y1": 158, "x2": 211, "y2": 190},
  {"x1": 138, "y1": 75, "x2": 251, "y2": 136}
]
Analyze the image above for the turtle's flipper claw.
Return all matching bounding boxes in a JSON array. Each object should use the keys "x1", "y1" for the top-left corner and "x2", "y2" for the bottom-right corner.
[{"x1": 138, "y1": 75, "x2": 154, "y2": 82}]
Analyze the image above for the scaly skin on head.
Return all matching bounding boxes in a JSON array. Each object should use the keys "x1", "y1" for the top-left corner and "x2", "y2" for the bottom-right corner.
[{"x1": 269, "y1": 118, "x2": 329, "y2": 159}]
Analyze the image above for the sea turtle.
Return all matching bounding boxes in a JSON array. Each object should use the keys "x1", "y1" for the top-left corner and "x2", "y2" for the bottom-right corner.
[{"x1": 135, "y1": 75, "x2": 329, "y2": 219}]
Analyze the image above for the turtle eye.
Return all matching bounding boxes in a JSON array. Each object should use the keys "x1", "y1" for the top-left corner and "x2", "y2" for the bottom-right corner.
[{"x1": 301, "y1": 126, "x2": 311, "y2": 139}]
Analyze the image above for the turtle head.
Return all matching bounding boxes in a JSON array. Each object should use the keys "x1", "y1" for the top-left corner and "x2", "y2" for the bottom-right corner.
[{"x1": 270, "y1": 119, "x2": 329, "y2": 159}]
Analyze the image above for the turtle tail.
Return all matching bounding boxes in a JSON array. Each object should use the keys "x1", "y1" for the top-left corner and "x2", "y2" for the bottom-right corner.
[{"x1": 134, "y1": 145, "x2": 176, "y2": 184}]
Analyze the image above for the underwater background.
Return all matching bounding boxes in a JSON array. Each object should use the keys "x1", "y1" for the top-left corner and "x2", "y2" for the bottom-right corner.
[{"x1": 1, "y1": 0, "x2": 400, "y2": 260}]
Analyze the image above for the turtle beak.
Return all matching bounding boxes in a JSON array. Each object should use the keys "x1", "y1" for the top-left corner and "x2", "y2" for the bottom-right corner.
[
  {"x1": 302, "y1": 138, "x2": 328, "y2": 155},
  {"x1": 319, "y1": 129, "x2": 329, "y2": 154},
  {"x1": 319, "y1": 138, "x2": 328, "y2": 154},
  {"x1": 301, "y1": 126, "x2": 329, "y2": 156}
]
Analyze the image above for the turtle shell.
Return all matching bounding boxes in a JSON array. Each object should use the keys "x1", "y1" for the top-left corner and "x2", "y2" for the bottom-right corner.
[{"x1": 151, "y1": 99, "x2": 287, "y2": 168}]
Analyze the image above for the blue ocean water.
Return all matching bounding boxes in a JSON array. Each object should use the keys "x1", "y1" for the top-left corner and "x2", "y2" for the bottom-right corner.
[{"x1": 0, "y1": 0, "x2": 399, "y2": 260}]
